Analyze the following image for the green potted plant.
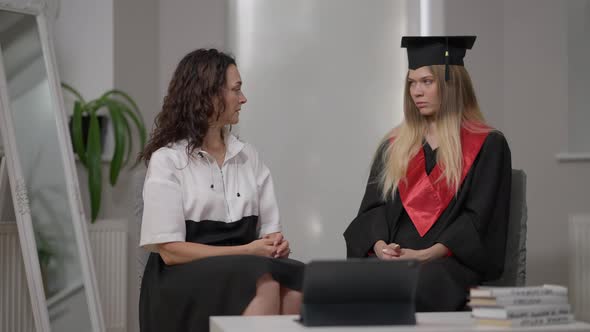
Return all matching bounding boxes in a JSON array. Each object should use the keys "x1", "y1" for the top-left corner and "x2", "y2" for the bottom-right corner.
[
  {"x1": 62, "y1": 83, "x2": 147, "y2": 222},
  {"x1": 35, "y1": 229, "x2": 57, "y2": 297}
]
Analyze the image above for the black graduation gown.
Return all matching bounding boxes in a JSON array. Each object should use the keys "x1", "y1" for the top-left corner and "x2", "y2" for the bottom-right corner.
[{"x1": 343, "y1": 131, "x2": 512, "y2": 311}]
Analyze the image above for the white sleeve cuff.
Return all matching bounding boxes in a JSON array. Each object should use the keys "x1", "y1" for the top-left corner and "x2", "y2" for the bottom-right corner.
[
  {"x1": 139, "y1": 232, "x2": 185, "y2": 253},
  {"x1": 259, "y1": 223, "x2": 282, "y2": 237}
]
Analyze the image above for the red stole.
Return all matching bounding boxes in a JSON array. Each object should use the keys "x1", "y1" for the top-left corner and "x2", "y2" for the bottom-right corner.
[{"x1": 396, "y1": 128, "x2": 488, "y2": 237}]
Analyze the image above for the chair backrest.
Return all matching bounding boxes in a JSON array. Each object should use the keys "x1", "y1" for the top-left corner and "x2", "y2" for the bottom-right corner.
[
  {"x1": 133, "y1": 169, "x2": 149, "y2": 284},
  {"x1": 483, "y1": 169, "x2": 527, "y2": 286}
]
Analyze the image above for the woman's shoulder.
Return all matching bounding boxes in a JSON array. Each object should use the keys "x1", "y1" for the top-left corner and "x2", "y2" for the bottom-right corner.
[
  {"x1": 233, "y1": 137, "x2": 270, "y2": 172},
  {"x1": 232, "y1": 135, "x2": 260, "y2": 159},
  {"x1": 483, "y1": 129, "x2": 510, "y2": 150},
  {"x1": 376, "y1": 126, "x2": 401, "y2": 154},
  {"x1": 475, "y1": 129, "x2": 512, "y2": 165},
  {"x1": 149, "y1": 141, "x2": 189, "y2": 168}
]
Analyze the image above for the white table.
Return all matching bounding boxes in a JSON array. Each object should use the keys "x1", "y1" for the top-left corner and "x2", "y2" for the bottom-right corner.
[{"x1": 210, "y1": 312, "x2": 590, "y2": 332}]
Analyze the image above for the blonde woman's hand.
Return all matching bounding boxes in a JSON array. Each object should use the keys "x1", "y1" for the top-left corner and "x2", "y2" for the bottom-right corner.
[
  {"x1": 391, "y1": 248, "x2": 425, "y2": 262},
  {"x1": 389, "y1": 244, "x2": 448, "y2": 263},
  {"x1": 391, "y1": 243, "x2": 448, "y2": 262},
  {"x1": 373, "y1": 240, "x2": 401, "y2": 260}
]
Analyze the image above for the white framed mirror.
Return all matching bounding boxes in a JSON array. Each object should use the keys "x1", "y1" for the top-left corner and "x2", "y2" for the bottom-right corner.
[{"x1": 0, "y1": 1, "x2": 105, "y2": 331}]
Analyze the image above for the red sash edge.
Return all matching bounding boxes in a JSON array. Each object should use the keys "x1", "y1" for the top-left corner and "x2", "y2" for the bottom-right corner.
[{"x1": 391, "y1": 126, "x2": 490, "y2": 237}]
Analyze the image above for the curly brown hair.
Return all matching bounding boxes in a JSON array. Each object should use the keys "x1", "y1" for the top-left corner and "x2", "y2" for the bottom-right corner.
[{"x1": 139, "y1": 49, "x2": 236, "y2": 164}]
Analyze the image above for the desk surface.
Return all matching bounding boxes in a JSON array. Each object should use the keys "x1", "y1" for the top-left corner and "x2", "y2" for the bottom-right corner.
[{"x1": 210, "y1": 312, "x2": 590, "y2": 332}]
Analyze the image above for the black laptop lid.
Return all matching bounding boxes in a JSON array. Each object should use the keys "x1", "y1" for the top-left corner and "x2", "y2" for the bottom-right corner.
[{"x1": 300, "y1": 259, "x2": 420, "y2": 326}]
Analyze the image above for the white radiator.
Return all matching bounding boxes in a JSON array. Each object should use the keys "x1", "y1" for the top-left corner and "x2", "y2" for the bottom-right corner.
[
  {"x1": 0, "y1": 221, "x2": 128, "y2": 332},
  {"x1": 569, "y1": 214, "x2": 590, "y2": 322},
  {"x1": 88, "y1": 220, "x2": 128, "y2": 332},
  {"x1": 0, "y1": 223, "x2": 35, "y2": 332}
]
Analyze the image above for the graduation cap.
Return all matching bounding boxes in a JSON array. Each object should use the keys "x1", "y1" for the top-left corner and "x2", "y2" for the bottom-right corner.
[{"x1": 401, "y1": 36, "x2": 476, "y2": 81}]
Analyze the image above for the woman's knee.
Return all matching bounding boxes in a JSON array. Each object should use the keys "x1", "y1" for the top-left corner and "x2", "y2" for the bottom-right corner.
[
  {"x1": 280, "y1": 287, "x2": 302, "y2": 301},
  {"x1": 256, "y1": 273, "x2": 280, "y2": 296},
  {"x1": 280, "y1": 287, "x2": 302, "y2": 314},
  {"x1": 243, "y1": 274, "x2": 281, "y2": 315}
]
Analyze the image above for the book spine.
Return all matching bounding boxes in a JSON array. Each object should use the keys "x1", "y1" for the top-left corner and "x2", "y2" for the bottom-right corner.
[
  {"x1": 506, "y1": 304, "x2": 571, "y2": 319},
  {"x1": 493, "y1": 288, "x2": 568, "y2": 297},
  {"x1": 499, "y1": 296, "x2": 568, "y2": 306},
  {"x1": 511, "y1": 314, "x2": 574, "y2": 327}
]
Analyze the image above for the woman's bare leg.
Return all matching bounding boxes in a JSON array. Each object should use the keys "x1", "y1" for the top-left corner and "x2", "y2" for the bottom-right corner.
[
  {"x1": 280, "y1": 287, "x2": 302, "y2": 315},
  {"x1": 242, "y1": 273, "x2": 280, "y2": 315}
]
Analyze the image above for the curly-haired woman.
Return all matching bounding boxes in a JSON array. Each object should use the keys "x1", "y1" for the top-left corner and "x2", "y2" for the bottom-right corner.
[{"x1": 138, "y1": 49, "x2": 303, "y2": 332}]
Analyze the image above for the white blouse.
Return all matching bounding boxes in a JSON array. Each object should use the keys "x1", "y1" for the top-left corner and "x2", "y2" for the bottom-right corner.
[{"x1": 139, "y1": 134, "x2": 281, "y2": 252}]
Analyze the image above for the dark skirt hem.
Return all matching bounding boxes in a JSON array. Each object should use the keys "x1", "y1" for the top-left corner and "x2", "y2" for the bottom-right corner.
[{"x1": 139, "y1": 253, "x2": 304, "y2": 332}]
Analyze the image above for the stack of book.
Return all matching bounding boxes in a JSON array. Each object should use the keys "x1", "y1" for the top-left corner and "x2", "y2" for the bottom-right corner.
[{"x1": 468, "y1": 284, "x2": 574, "y2": 327}]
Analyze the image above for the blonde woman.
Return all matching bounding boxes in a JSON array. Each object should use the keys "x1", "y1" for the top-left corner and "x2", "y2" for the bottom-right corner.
[{"x1": 344, "y1": 36, "x2": 512, "y2": 311}]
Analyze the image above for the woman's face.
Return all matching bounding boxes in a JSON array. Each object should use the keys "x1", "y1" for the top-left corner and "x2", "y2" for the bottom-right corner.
[
  {"x1": 217, "y1": 64, "x2": 247, "y2": 125},
  {"x1": 408, "y1": 66, "x2": 440, "y2": 117}
]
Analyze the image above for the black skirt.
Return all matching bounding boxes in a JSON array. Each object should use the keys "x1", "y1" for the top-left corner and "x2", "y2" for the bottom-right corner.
[{"x1": 139, "y1": 217, "x2": 305, "y2": 332}]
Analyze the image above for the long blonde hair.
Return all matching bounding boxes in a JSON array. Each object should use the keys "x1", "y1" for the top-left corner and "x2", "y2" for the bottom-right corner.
[{"x1": 378, "y1": 65, "x2": 490, "y2": 200}]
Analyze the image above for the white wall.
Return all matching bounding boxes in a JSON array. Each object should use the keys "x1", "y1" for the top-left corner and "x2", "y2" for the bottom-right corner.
[
  {"x1": 158, "y1": 0, "x2": 226, "y2": 113},
  {"x1": 443, "y1": 0, "x2": 505, "y2": 129},
  {"x1": 444, "y1": 0, "x2": 590, "y2": 287},
  {"x1": 503, "y1": 0, "x2": 590, "y2": 287},
  {"x1": 115, "y1": 0, "x2": 159, "y2": 128},
  {"x1": 54, "y1": 0, "x2": 113, "y2": 99},
  {"x1": 227, "y1": 0, "x2": 408, "y2": 262},
  {"x1": 566, "y1": 0, "x2": 590, "y2": 153},
  {"x1": 112, "y1": 2, "x2": 159, "y2": 332}
]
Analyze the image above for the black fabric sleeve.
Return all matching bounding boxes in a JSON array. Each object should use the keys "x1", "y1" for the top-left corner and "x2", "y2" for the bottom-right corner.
[
  {"x1": 436, "y1": 132, "x2": 512, "y2": 280},
  {"x1": 343, "y1": 143, "x2": 392, "y2": 258}
]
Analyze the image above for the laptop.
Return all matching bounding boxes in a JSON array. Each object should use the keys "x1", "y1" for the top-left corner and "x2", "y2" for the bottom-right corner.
[{"x1": 300, "y1": 258, "x2": 419, "y2": 326}]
